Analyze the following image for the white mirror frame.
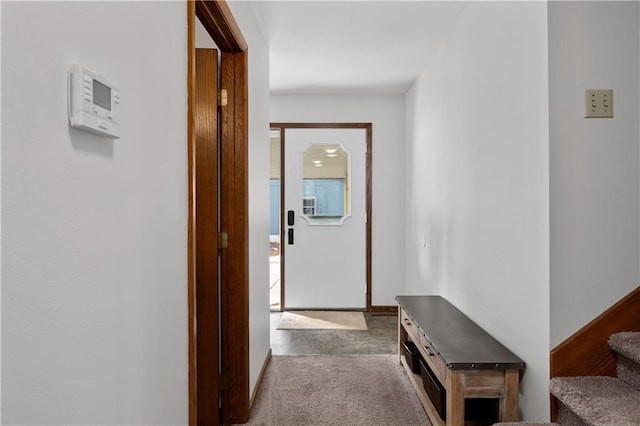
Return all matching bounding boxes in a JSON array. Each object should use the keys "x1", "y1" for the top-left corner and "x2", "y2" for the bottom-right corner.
[{"x1": 300, "y1": 142, "x2": 352, "y2": 226}]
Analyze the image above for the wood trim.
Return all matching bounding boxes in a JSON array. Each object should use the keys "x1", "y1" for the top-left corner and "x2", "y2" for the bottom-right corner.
[
  {"x1": 195, "y1": 0, "x2": 247, "y2": 52},
  {"x1": 270, "y1": 122, "x2": 373, "y2": 311},
  {"x1": 250, "y1": 349, "x2": 273, "y2": 408},
  {"x1": 194, "y1": 47, "x2": 220, "y2": 425},
  {"x1": 370, "y1": 305, "x2": 398, "y2": 314},
  {"x1": 220, "y1": 50, "x2": 250, "y2": 424},
  {"x1": 285, "y1": 308, "x2": 366, "y2": 312},
  {"x1": 550, "y1": 285, "x2": 640, "y2": 420},
  {"x1": 186, "y1": 3, "x2": 196, "y2": 424},
  {"x1": 365, "y1": 124, "x2": 372, "y2": 311},
  {"x1": 271, "y1": 122, "x2": 372, "y2": 130}
]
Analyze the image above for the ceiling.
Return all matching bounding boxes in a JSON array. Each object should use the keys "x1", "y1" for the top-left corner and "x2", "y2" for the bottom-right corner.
[{"x1": 249, "y1": 1, "x2": 465, "y2": 95}]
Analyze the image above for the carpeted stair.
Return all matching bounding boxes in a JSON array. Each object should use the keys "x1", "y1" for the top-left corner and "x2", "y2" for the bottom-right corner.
[
  {"x1": 548, "y1": 331, "x2": 640, "y2": 426},
  {"x1": 495, "y1": 332, "x2": 640, "y2": 426},
  {"x1": 609, "y1": 331, "x2": 640, "y2": 391}
]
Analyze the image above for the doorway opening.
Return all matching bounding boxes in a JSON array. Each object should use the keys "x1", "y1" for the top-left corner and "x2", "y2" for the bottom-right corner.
[{"x1": 270, "y1": 123, "x2": 373, "y2": 312}]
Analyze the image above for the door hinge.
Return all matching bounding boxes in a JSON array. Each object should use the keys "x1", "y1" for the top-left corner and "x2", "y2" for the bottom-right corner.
[
  {"x1": 219, "y1": 231, "x2": 229, "y2": 249},
  {"x1": 218, "y1": 89, "x2": 228, "y2": 107}
]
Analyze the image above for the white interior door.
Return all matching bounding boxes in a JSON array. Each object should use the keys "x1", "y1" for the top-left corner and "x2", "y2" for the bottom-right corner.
[{"x1": 284, "y1": 128, "x2": 366, "y2": 309}]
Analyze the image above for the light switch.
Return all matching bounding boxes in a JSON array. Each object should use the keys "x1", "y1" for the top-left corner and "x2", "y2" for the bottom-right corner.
[{"x1": 585, "y1": 89, "x2": 613, "y2": 118}]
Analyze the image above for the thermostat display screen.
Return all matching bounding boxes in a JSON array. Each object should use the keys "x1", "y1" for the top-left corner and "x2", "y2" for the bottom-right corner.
[{"x1": 93, "y1": 79, "x2": 111, "y2": 111}]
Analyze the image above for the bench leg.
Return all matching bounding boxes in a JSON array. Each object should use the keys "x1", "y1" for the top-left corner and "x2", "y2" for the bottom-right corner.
[
  {"x1": 499, "y1": 369, "x2": 520, "y2": 422},
  {"x1": 446, "y1": 371, "x2": 464, "y2": 426}
]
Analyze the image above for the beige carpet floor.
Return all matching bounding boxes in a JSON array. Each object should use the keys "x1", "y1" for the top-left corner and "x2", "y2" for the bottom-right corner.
[
  {"x1": 242, "y1": 354, "x2": 430, "y2": 426},
  {"x1": 277, "y1": 311, "x2": 368, "y2": 330}
]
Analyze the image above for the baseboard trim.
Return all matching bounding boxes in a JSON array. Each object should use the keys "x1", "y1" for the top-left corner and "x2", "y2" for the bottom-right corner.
[
  {"x1": 250, "y1": 348, "x2": 272, "y2": 409},
  {"x1": 370, "y1": 305, "x2": 398, "y2": 314},
  {"x1": 284, "y1": 308, "x2": 365, "y2": 311}
]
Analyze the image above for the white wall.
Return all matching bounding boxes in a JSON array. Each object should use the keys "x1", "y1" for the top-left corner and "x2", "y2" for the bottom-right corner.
[
  {"x1": 227, "y1": 1, "x2": 272, "y2": 398},
  {"x1": 196, "y1": 15, "x2": 218, "y2": 49},
  {"x1": 405, "y1": 2, "x2": 550, "y2": 421},
  {"x1": 270, "y1": 95, "x2": 406, "y2": 306},
  {"x1": 549, "y1": 1, "x2": 640, "y2": 348},
  {"x1": 2, "y1": 2, "x2": 188, "y2": 424}
]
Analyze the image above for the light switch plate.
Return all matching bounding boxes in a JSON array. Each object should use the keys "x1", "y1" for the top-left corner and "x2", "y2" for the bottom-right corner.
[{"x1": 585, "y1": 89, "x2": 613, "y2": 118}]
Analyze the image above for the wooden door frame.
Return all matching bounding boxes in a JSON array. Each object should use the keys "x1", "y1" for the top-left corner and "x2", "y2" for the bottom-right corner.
[
  {"x1": 270, "y1": 123, "x2": 373, "y2": 311},
  {"x1": 188, "y1": 1, "x2": 249, "y2": 425}
]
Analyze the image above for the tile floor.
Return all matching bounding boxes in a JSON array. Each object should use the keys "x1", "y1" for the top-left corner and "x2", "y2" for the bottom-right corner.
[{"x1": 270, "y1": 311, "x2": 398, "y2": 355}]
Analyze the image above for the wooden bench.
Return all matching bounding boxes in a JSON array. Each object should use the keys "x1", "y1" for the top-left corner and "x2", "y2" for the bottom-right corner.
[{"x1": 396, "y1": 296, "x2": 525, "y2": 426}]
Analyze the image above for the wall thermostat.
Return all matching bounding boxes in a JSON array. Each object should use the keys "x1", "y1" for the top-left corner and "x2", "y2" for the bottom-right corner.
[{"x1": 68, "y1": 65, "x2": 120, "y2": 138}]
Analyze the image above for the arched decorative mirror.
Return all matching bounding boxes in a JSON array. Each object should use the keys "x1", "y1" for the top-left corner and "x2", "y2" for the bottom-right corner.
[{"x1": 301, "y1": 143, "x2": 351, "y2": 225}]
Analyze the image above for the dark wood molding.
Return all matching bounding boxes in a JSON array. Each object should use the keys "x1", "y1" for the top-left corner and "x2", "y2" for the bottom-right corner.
[
  {"x1": 370, "y1": 305, "x2": 398, "y2": 314},
  {"x1": 365, "y1": 124, "x2": 372, "y2": 311},
  {"x1": 550, "y1": 285, "x2": 640, "y2": 420},
  {"x1": 271, "y1": 122, "x2": 372, "y2": 130},
  {"x1": 250, "y1": 349, "x2": 273, "y2": 408},
  {"x1": 285, "y1": 308, "x2": 366, "y2": 312},
  {"x1": 186, "y1": 3, "x2": 196, "y2": 423},
  {"x1": 195, "y1": 0, "x2": 247, "y2": 52},
  {"x1": 220, "y1": 50, "x2": 250, "y2": 424},
  {"x1": 270, "y1": 122, "x2": 373, "y2": 311}
]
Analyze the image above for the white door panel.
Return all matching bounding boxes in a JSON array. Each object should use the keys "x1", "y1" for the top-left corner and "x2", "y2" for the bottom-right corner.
[{"x1": 284, "y1": 128, "x2": 366, "y2": 309}]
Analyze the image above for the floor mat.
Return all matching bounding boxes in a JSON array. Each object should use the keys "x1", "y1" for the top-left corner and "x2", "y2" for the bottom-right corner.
[{"x1": 276, "y1": 311, "x2": 367, "y2": 330}]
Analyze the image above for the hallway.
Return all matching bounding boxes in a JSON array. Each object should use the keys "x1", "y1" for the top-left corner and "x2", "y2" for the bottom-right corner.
[{"x1": 239, "y1": 312, "x2": 428, "y2": 425}]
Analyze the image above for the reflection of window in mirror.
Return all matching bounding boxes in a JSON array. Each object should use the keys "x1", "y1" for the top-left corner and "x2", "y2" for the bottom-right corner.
[
  {"x1": 302, "y1": 197, "x2": 316, "y2": 215},
  {"x1": 302, "y1": 143, "x2": 351, "y2": 225}
]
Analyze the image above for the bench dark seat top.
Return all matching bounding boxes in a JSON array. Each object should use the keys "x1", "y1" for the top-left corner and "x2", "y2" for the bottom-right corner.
[{"x1": 396, "y1": 295, "x2": 525, "y2": 371}]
